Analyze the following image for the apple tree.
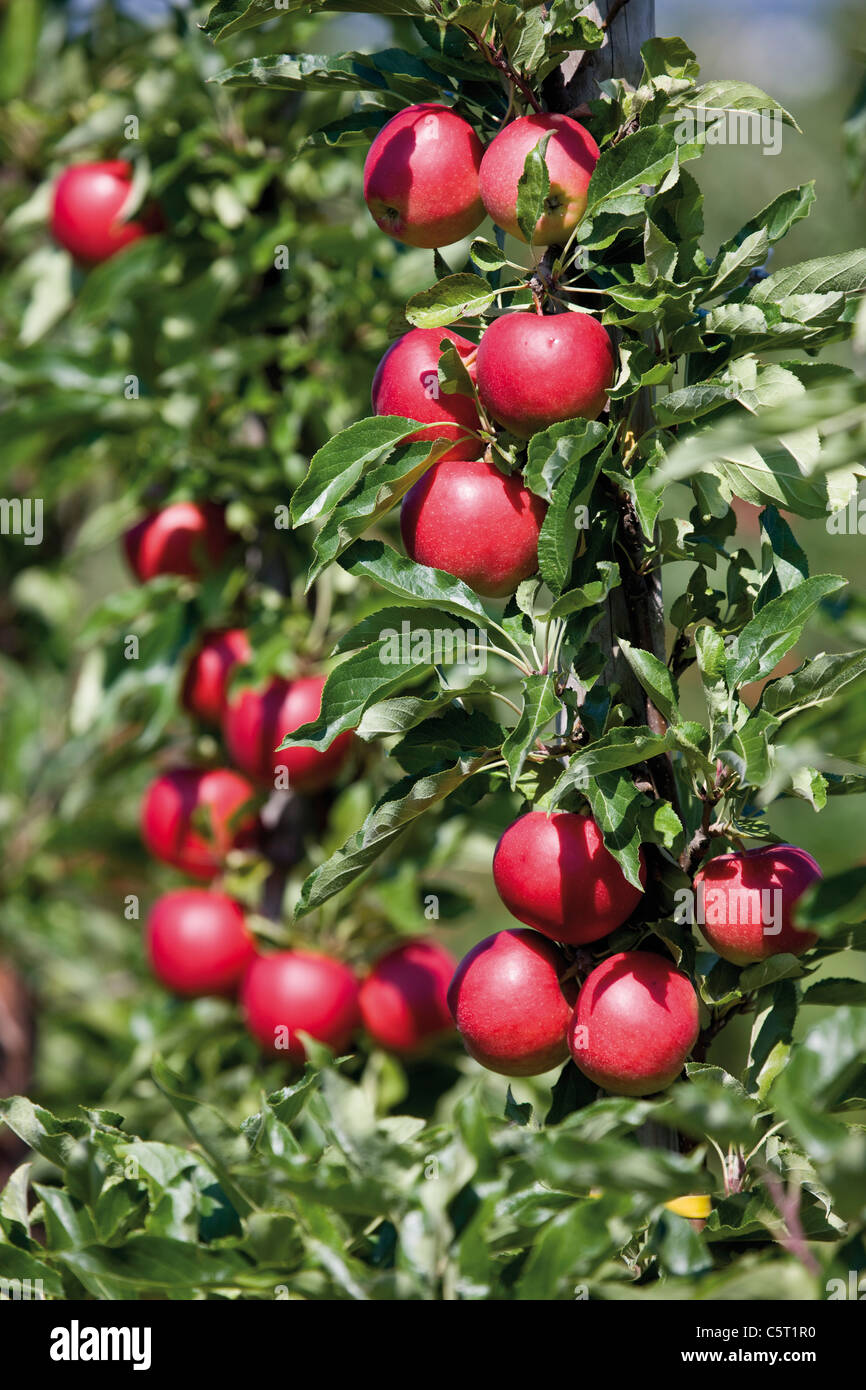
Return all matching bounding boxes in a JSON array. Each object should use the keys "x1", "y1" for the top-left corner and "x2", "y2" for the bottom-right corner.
[{"x1": 0, "y1": 0, "x2": 865, "y2": 1300}]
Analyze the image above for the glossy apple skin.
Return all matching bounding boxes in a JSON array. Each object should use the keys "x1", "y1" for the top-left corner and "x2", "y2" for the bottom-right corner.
[
  {"x1": 141, "y1": 767, "x2": 258, "y2": 879},
  {"x1": 146, "y1": 889, "x2": 255, "y2": 997},
  {"x1": 479, "y1": 114, "x2": 599, "y2": 245},
  {"x1": 569, "y1": 950, "x2": 699, "y2": 1096},
  {"x1": 493, "y1": 811, "x2": 645, "y2": 946},
  {"x1": 400, "y1": 458, "x2": 546, "y2": 598},
  {"x1": 222, "y1": 673, "x2": 354, "y2": 792},
  {"x1": 372, "y1": 328, "x2": 480, "y2": 462},
  {"x1": 363, "y1": 103, "x2": 485, "y2": 248},
  {"x1": 476, "y1": 311, "x2": 615, "y2": 438},
  {"x1": 359, "y1": 938, "x2": 457, "y2": 1055},
  {"x1": 241, "y1": 951, "x2": 361, "y2": 1062},
  {"x1": 51, "y1": 160, "x2": 158, "y2": 264},
  {"x1": 182, "y1": 629, "x2": 251, "y2": 725},
  {"x1": 447, "y1": 928, "x2": 578, "y2": 1076},
  {"x1": 124, "y1": 502, "x2": 232, "y2": 582},
  {"x1": 693, "y1": 845, "x2": 821, "y2": 965}
]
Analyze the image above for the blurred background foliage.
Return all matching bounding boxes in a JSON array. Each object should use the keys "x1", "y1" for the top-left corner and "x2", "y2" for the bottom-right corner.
[{"x1": 0, "y1": 0, "x2": 864, "y2": 1171}]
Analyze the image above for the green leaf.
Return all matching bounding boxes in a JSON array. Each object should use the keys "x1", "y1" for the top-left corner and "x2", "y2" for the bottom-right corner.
[
  {"x1": 546, "y1": 727, "x2": 676, "y2": 804},
  {"x1": 802, "y1": 978, "x2": 866, "y2": 1007},
  {"x1": 0, "y1": 1245, "x2": 64, "y2": 1299},
  {"x1": 617, "y1": 638, "x2": 680, "y2": 724},
  {"x1": 722, "y1": 183, "x2": 815, "y2": 252},
  {"x1": 746, "y1": 982, "x2": 797, "y2": 1099},
  {"x1": 338, "y1": 539, "x2": 492, "y2": 627},
  {"x1": 307, "y1": 108, "x2": 391, "y2": 147},
  {"x1": 516, "y1": 133, "x2": 552, "y2": 244},
  {"x1": 584, "y1": 124, "x2": 701, "y2": 221},
  {"x1": 761, "y1": 650, "x2": 866, "y2": 717},
  {"x1": 536, "y1": 441, "x2": 605, "y2": 596},
  {"x1": 291, "y1": 417, "x2": 422, "y2": 527},
  {"x1": 277, "y1": 638, "x2": 436, "y2": 753},
  {"x1": 308, "y1": 438, "x2": 450, "y2": 584},
  {"x1": 392, "y1": 704, "x2": 502, "y2": 773},
  {"x1": 673, "y1": 79, "x2": 799, "y2": 132},
  {"x1": 694, "y1": 625, "x2": 729, "y2": 723},
  {"x1": 646, "y1": 1210, "x2": 713, "y2": 1278},
  {"x1": 584, "y1": 771, "x2": 646, "y2": 891},
  {"x1": 469, "y1": 238, "x2": 507, "y2": 272},
  {"x1": 502, "y1": 672, "x2": 560, "y2": 788},
  {"x1": 295, "y1": 756, "x2": 492, "y2": 915},
  {"x1": 211, "y1": 49, "x2": 442, "y2": 103},
  {"x1": 792, "y1": 867, "x2": 866, "y2": 938},
  {"x1": 749, "y1": 247, "x2": 866, "y2": 302},
  {"x1": 726, "y1": 575, "x2": 846, "y2": 689},
  {"x1": 405, "y1": 274, "x2": 497, "y2": 329},
  {"x1": 505, "y1": 1088, "x2": 533, "y2": 1126},
  {"x1": 547, "y1": 561, "x2": 620, "y2": 618},
  {"x1": 355, "y1": 680, "x2": 493, "y2": 740},
  {"x1": 524, "y1": 418, "x2": 607, "y2": 502},
  {"x1": 641, "y1": 36, "x2": 700, "y2": 82}
]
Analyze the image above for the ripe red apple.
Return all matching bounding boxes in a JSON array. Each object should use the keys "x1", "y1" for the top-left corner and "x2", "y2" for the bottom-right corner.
[
  {"x1": 124, "y1": 502, "x2": 232, "y2": 583},
  {"x1": 182, "y1": 629, "x2": 251, "y2": 725},
  {"x1": 241, "y1": 951, "x2": 361, "y2": 1063},
  {"x1": 493, "y1": 811, "x2": 645, "y2": 946},
  {"x1": 146, "y1": 889, "x2": 255, "y2": 997},
  {"x1": 476, "y1": 311, "x2": 615, "y2": 438},
  {"x1": 222, "y1": 673, "x2": 355, "y2": 792},
  {"x1": 372, "y1": 327, "x2": 480, "y2": 462},
  {"x1": 141, "y1": 767, "x2": 258, "y2": 879},
  {"x1": 359, "y1": 938, "x2": 457, "y2": 1055},
  {"x1": 363, "y1": 103, "x2": 485, "y2": 248},
  {"x1": 479, "y1": 113, "x2": 599, "y2": 245},
  {"x1": 51, "y1": 160, "x2": 159, "y2": 264},
  {"x1": 447, "y1": 928, "x2": 577, "y2": 1076},
  {"x1": 569, "y1": 950, "x2": 699, "y2": 1096},
  {"x1": 693, "y1": 845, "x2": 821, "y2": 966},
  {"x1": 400, "y1": 457, "x2": 546, "y2": 598}
]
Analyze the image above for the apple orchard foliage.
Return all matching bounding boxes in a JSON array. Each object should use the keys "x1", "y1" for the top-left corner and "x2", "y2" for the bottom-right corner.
[{"x1": 0, "y1": 2, "x2": 866, "y2": 1301}]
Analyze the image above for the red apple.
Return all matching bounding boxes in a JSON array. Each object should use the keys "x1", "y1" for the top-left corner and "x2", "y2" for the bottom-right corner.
[
  {"x1": 479, "y1": 113, "x2": 599, "y2": 245},
  {"x1": 693, "y1": 845, "x2": 821, "y2": 966},
  {"x1": 141, "y1": 767, "x2": 258, "y2": 879},
  {"x1": 359, "y1": 938, "x2": 457, "y2": 1055},
  {"x1": 222, "y1": 673, "x2": 354, "y2": 792},
  {"x1": 372, "y1": 327, "x2": 480, "y2": 462},
  {"x1": 146, "y1": 889, "x2": 255, "y2": 997},
  {"x1": 182, "y1": 629, "x2": 251, "y2": 725},
  {"x1": 569, "y1": 950, "x2": 699, "y2": 1096},
  {"x1": 124, "y1": 502, "x2": 232, "y2": 582},
  {"x1": 493, "y1": 811, "x2": 645, "y2": 945},
  {"x1": 476, "y1": 310, "x2": 615, "y2": 438},
  {"x1": 400, "y1": 457, "x2": 546, "y2": 598},
  {"x1": 363, "y1": 103, "x2": 485, "y2": 248},
  {"x1": 447, "y1": 928, "x2": 577, "y2": 1076},
  {"x1": 241, "y1": 951, "x2": 361, "y2": 1063},
  {"x1": 51, "y1": 160, "x2": 159, "y2": 264}
]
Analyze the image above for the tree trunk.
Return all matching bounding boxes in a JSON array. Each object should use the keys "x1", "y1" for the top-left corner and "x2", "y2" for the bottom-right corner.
[
  {"x1": 545, "y1": 0, "x2": 656, "y2": 112},
  {"x1": 547, "y1": 1, "x2": 667, "y2": 740}
]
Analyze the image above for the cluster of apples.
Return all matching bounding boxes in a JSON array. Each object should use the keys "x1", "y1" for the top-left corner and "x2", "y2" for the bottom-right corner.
[
  {"x1": 446, "y1": 810, "x2": 823, "y2": 1093},
  {"x1": 120, "y1": 499, "x2": 464, "y2": 1060},
  {"x1": 364, "y1": 103, "x2": 616, "y2": 599}
]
